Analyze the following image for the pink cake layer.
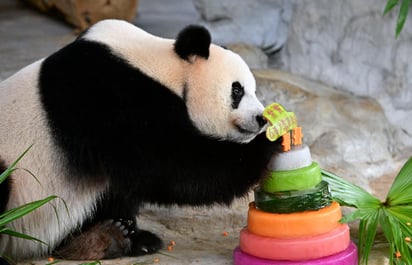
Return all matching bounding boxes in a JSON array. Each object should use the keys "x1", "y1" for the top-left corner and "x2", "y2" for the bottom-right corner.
[
  {"x1": 233, "y1": 241, "x2": 358, "y2": 265},
  {"x1": 240, "y1": 224, "x2": 350, "y2": 261}
]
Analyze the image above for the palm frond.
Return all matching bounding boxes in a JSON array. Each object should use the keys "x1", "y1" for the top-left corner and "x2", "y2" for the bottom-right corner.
[
  {"x1": 321, "y1": 169, "x2": 381, "y2": 208},
  {"x1": 322, "y1": 157, "x2": 412, "y2": 265},
  {"x1": 358, "y1": 210, "x2": 380, "y2": 264},
  {"x1": 387, "y1": 157, "x2": 412, "y2": 205}
]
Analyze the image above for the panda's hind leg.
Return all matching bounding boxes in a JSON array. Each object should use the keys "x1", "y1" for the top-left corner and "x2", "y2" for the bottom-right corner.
[{"x1": 54, "y1": 219, "x2": 163, "y2": 259}]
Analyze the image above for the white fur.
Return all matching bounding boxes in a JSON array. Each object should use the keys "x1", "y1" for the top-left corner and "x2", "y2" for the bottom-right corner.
[
  {"x1": 84, "y1": 20, "x2": 265, "y2": 143},
  {"x1": 0, "y1": 61, "x2": 108, "y2": 259},
  {"x1": 185, "y1": 47, "x2": 265, "y2": 143}
]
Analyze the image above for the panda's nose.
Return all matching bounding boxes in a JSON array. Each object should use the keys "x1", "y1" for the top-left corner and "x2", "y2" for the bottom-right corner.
[{"x1": 256, "y1": 115, "x2": 267, "y2": 128}]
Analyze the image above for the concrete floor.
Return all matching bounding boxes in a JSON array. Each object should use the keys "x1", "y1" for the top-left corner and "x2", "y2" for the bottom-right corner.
[{"x1": 0, "y1": 0, "x2": 199, "y2": 81}]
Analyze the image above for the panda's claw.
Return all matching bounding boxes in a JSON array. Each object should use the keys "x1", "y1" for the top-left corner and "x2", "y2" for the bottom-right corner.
[
  {"x1": 129, "y1": 229, "x2": 163, "y2": 256},
  {"x1": 141, "y1": 247, "x2": 149, "y2": 253}
]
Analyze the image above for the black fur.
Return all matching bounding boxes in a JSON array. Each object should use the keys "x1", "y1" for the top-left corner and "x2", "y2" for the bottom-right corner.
[
  {"x1": 0, "y1": 158, "x2": 10, "y2": 214},
  {"x1": 38, "y1": 36, "x2": 278, "y2": 256},
  {"x1": 174, "y1": 25, "x2": 211, "y2": 60},
  {"x1": 39, "y1": 38, "x2": 277, "y2": 208}
]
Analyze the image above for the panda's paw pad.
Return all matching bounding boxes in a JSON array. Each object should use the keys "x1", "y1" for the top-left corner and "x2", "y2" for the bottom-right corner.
[
  {"x1": 130, "y1": 230, "x2": 163, "y2": 256},
  {"x1": 111, "y1": 218, "x2": 136, "y2": 238}
]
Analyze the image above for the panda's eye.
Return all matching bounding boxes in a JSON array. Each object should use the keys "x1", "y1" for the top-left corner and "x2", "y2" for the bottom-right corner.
[{"x1": 231, "y1": 81, "x2": 244, "y2": 109}]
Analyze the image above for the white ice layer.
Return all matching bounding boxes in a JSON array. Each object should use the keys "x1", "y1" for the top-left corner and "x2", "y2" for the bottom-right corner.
[{"x1": 268, "y1": 144, "x2": 312, "y2": 171}]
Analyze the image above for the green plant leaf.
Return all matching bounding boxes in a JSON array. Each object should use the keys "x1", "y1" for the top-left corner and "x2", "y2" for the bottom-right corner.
[
  {"x1": 321, "y1": 170, "x2": 381, "y2": 208},
  {"x1": 396, "y1": 0, "x2": 411, "y2": 37},
  {"x1": 322, "y1": 156, "x2": 412, "y2": 265},
  {"x1": 79, "y1": 261, "x2": 101, "y2": 265},
  {"x1": 387, "y1": 204, "x2": 412, "y2": 221},
  {"x1": 385, "y1": 0, "x2": 400, "y2": 14},
  {"x1": 380, "y1": 210, "x2": 412, "y2": 265},
  {"x1": 358, "y1": 210, "x2": 380, "y2": 265},
  {"x1": 385, "y1": 205, "x2": 412, "y2": 264},
  {"x1": 0, "y1": 196, "x2": 57, "y2": 226},
  {"x1": 0, "y1": 145, "x2": 33, "y2": 185},
  {"x1": 386, "y1": 157, "x2": 412, "y2": 205},
  {"x1": 0, "y1": 227, "x2": 46, "y2": 244}
]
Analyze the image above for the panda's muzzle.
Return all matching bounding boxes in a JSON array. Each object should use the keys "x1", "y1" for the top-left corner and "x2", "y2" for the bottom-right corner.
[
  {"x1": 256, "y1": 115, "x2": 267, "y2": 128},
  {"x1": 235, "y1": 115, "x2": 267, "y2": 134}
]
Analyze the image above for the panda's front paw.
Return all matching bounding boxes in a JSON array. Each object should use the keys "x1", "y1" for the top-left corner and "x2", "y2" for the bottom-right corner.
[{"x1": 129, "y1": 229, "x2": 164, "y2": 256}]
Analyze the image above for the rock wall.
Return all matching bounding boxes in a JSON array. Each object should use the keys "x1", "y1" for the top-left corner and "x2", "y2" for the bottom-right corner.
[
  {"x1": 194, "y1": 0, "x2": 412, "y2": 159},
  {"x1": 281, "y1": 0, "x2": 412, "y2": 154},
  {"x1": 193, "y1": 0, "x2": 292, "y2": 53}
]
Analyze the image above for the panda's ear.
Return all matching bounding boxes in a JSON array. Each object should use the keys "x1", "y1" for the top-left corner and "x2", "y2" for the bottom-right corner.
[{"x1": 174, "y1": 25, "x2": 211, "y2": 62}]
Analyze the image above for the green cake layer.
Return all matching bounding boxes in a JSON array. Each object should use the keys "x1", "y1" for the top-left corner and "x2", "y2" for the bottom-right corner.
[{"x1": 254, "y1": 181, "x2": 332, "y2": 213}]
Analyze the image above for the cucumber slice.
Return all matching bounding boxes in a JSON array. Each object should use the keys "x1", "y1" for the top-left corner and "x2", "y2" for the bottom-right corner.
[
  {"x1": 261, "y1": 162, "x2": 321, "y2": 193},
  {"x1": 255, "y1": 181, "x2": 332, "y2": 213}
]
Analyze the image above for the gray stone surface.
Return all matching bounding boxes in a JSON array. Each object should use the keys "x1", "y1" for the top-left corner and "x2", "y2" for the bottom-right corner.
[
  {"x1": 0, "y1": 1, "x2": 74, "y2": 81},
  {"x1": 281, "y1": 0, "x2": 412, "y2": 152},
  {"x1": 193, "y1": 0, "x2": 292, "y2": 53},
  {"x1": 134, "y1": 0, "x2": 198, "y2": 38}
]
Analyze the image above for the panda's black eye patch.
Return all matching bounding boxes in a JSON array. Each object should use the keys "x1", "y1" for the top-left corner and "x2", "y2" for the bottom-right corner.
[{"x1": 231, "y1": 81, "x2": 244, "y2": 109}]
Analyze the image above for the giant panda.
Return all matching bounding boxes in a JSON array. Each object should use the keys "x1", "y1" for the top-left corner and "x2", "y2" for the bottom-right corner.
[{"x1": 0, "y1": 19, "x2": 278, "y2": 261}]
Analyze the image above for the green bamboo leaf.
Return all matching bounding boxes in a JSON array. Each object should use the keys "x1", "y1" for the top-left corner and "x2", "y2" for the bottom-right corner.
[
  {"x1": 0, "y1": 196, "x2": 57, "y2": 220},
  {"x1": 396, "y1": 0, "x2": 411, "y2": 37},
  {"x1": 385, "y1": 0, "x2": 400, "y2": 15},
  {"x1": 0, "y1": 145, "x2": 33, "y2": 184},
  {"x1": 0, "y1": 196, "x2": 57, "y2": 226},
  {"x1": 0, "y1": 227, "x2": 46, "y2": 244},
  {"x1": 387, "y1": 157, "x2": 412, "y2": 205},
  {"x1": 0, "y1": 168, "x2": 15, "y2": 185}
]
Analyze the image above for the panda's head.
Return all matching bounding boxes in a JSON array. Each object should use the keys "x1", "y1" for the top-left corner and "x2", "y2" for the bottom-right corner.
[{"x1": 174, "y1": 25, "x2": 267, "y2": 143}]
